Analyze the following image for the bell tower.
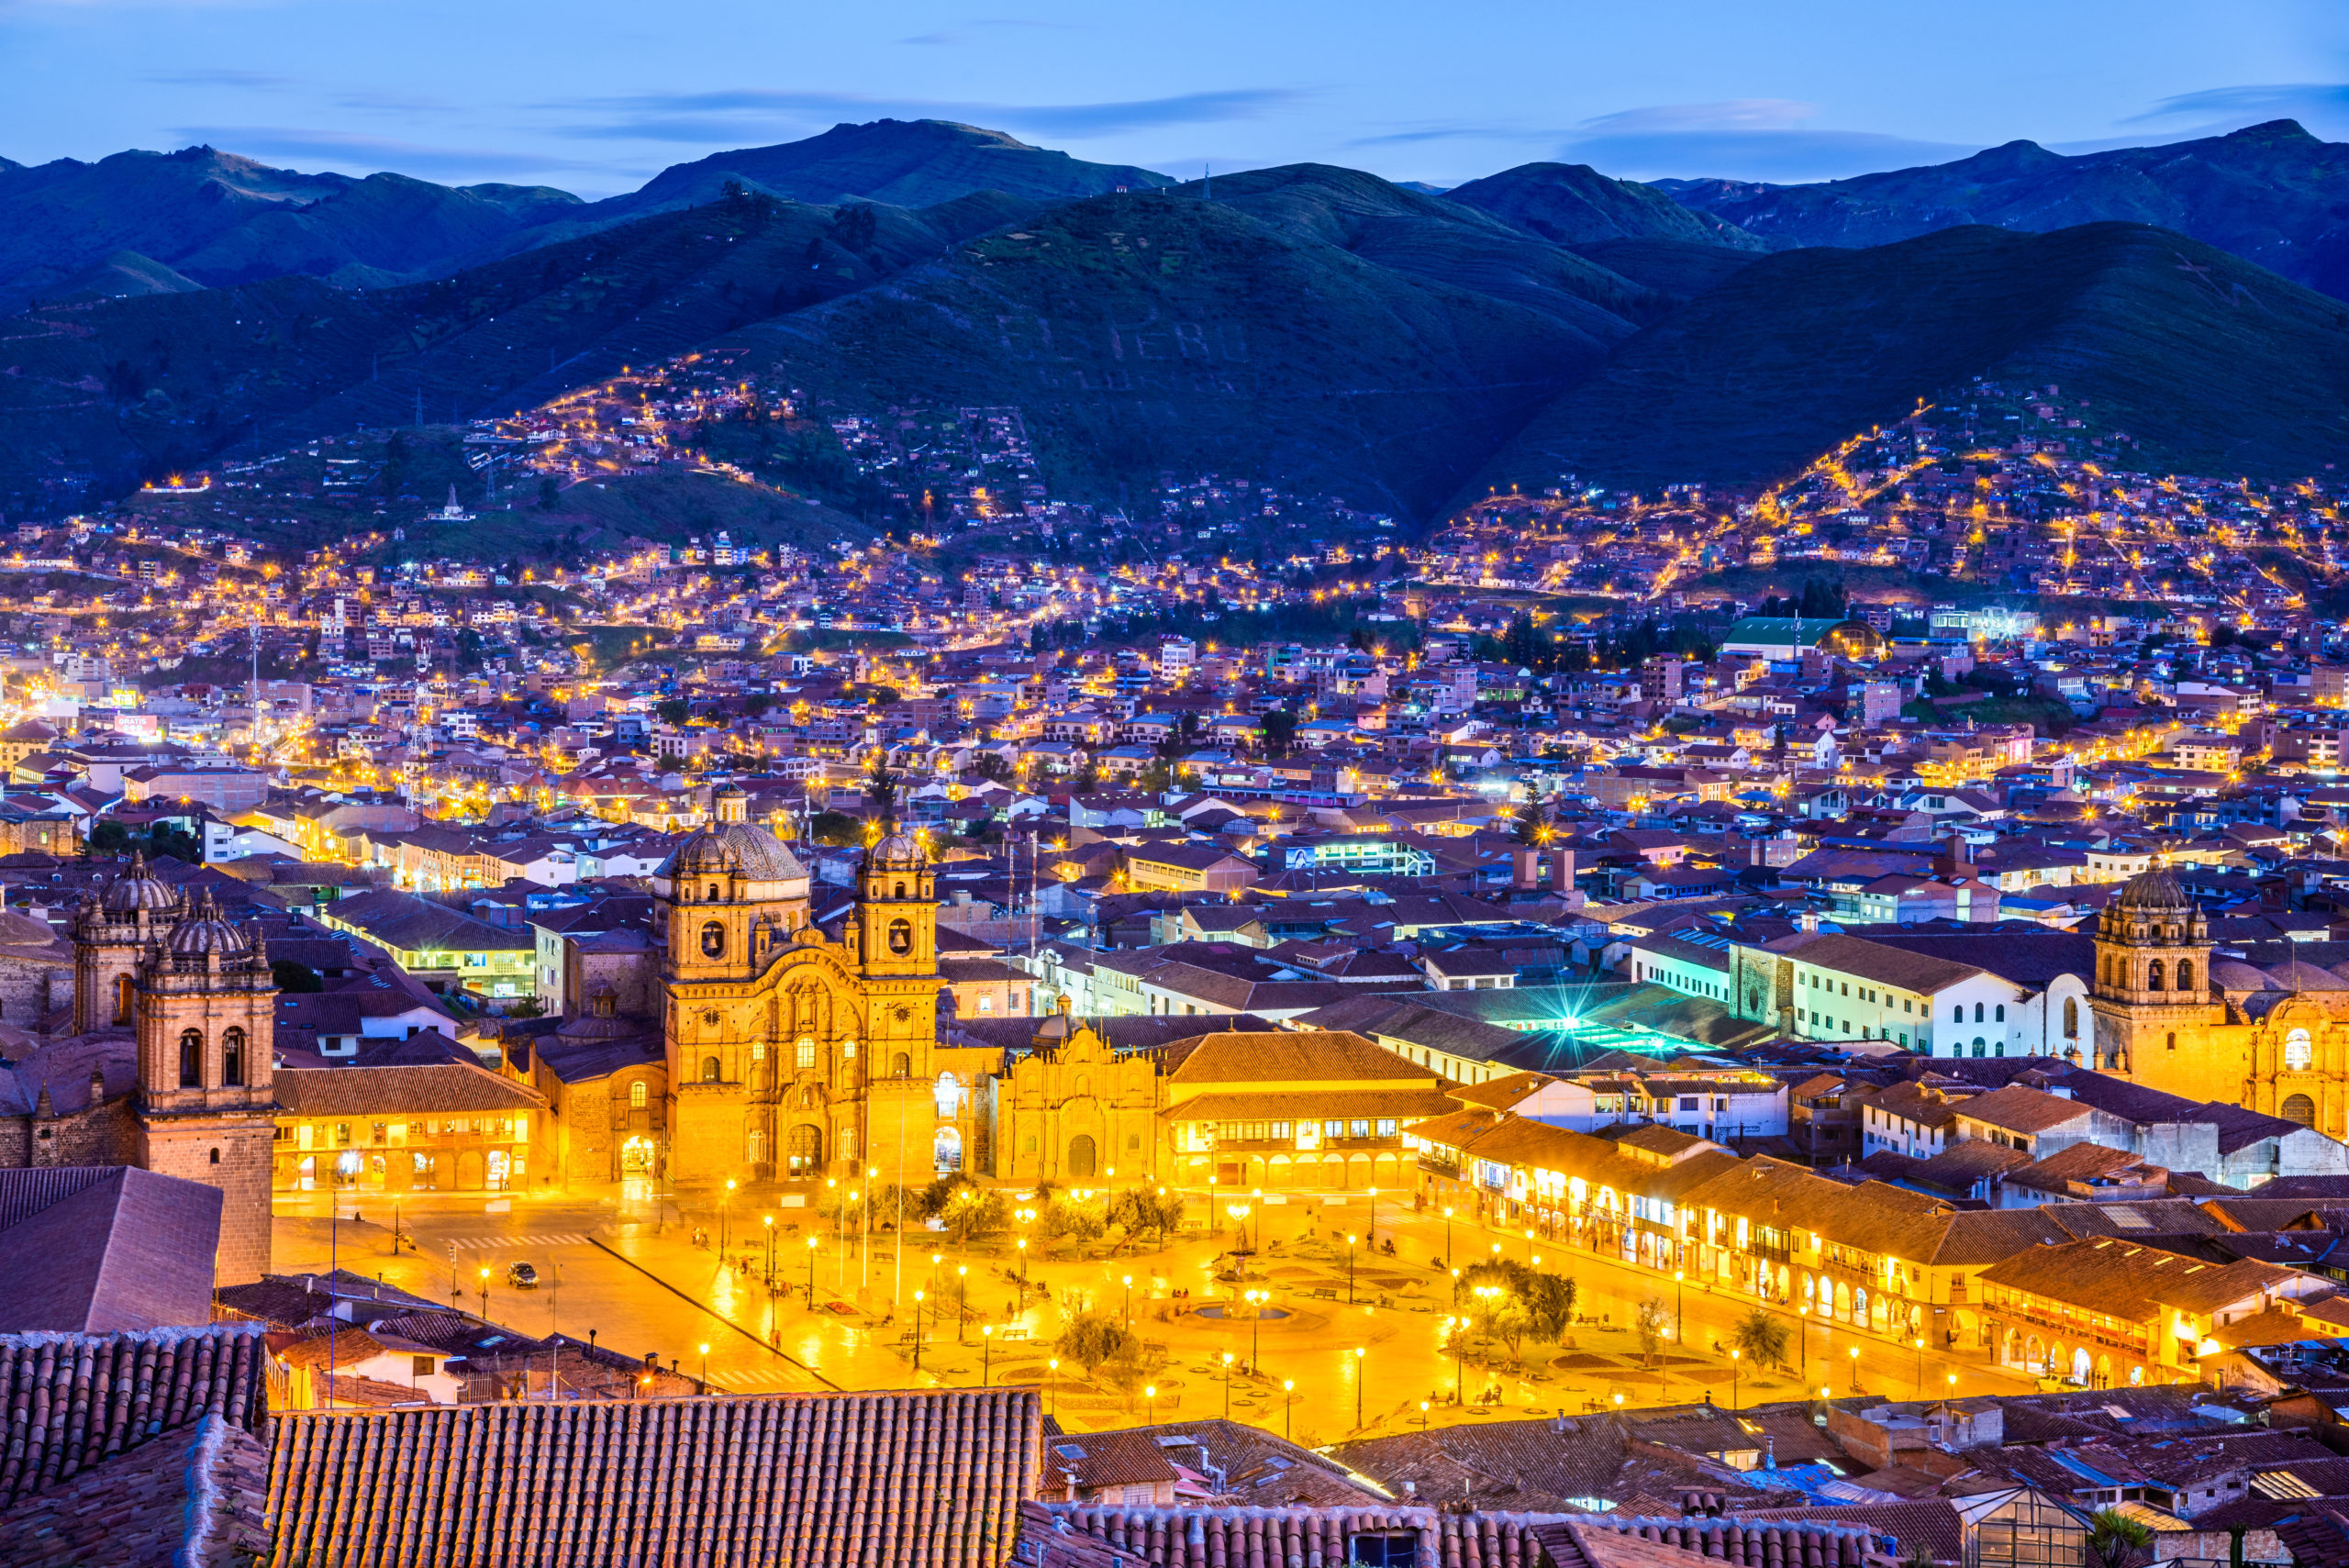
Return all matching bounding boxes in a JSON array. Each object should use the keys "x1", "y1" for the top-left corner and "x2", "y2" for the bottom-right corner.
[
  {"x1": 852, "y1": 828, "x2": 938, "y2": 979},
  {"x1": 71, "y1": 852, "x2": 179, "y2": 1032},
  {"x1": 132, "y1": 891, "x2": 279, "y2": 1285},
  {"x1": 2089, "y1": 865, "x2": 2218, "y2": 1076},
  {"x1": 851, "y1": 827, "x2": 943, "y2": 1190}
]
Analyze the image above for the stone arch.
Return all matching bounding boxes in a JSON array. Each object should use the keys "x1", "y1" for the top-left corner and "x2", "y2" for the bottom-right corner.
[
  {"x1": 887, "y1": 917, "x2": 914, "y2": 956},
  {"x1": 891, "y1": 1051, "x2": 912, "y2": 1078},
  {"x1": 701, "y1": 1055, "x2": 720, "y2": 1083},
  {"x1": 785, "y1": 1122, "x2": 823, "y2": 1175},
  {"x1": 2282, "y1": 1093, "x2": 2316, "y2": 1127},
  {"x1": 221, "y1": 1028, "x2": 246, "y2": 1087},
  {"x1": 2148, "y1": 959, "x2": 2165, "y2": 991},
  {"x1": 933, "y1": 1126, "x2": 963, "y2": 1174},
  {"x1": 2176, "y1": 960, "x2": 2194, "y2": 992},
  {"x1": 1069, "y1": 1133, "x2": 1098, "y2": 1178},
  {"x1": 178, "y1": 1029, "x2": 202, "y2": 1087}
]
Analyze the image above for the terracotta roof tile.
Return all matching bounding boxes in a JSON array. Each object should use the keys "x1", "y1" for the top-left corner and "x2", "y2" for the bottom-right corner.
[{"x1": 0, "y1": 1326, "x2": 271, "y2": 1509}]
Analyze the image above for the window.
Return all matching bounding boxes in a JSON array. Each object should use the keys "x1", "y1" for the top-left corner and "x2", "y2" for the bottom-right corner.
[
  {"x1": 892, "y1": 1051, "x2": 912, "y2": 1078},
  {"x1": 936, "y1": 1073, "x2": 963, "y2": 1118},
  {"x1": 222, "y1": 1028, "x2": 246, "y2": 1087},
  {"x1": 702, "y1": 1056, "x2": 721, "y2": 1083},
  {"x1": 707, "y1": 884, "x2": 718, "y2": 901},
  {"x1": 178, "y1": 1029, "x2": 202, "y2": 1088},
  {"x1": 629, "y1": 1081, "x2": 648, "y2": 1109},
  {"x1": 894, "y1": 881, "x2": 907, "y2": 899},
  {"x1": 796, "y1": 1039, "x2": 817, "y2": 1070},
  {"x1": 841, "y1": 1040, "x2": 856, "y2": 1059},
  {"x1": 887, "y1": 918, "x2": 914, "y2": 956},
  {"x1": 413, "y1": 1355, "x2": 435, "y2": 1378},
  {"x1": 1994, "y1": 1005, "x2": 2006, "y2": 1024},
  {"x1": 1974, "y1": 1003, "x2": 1985, "y2": 1023},
  {"x1": 701, "y1": 921, "x2": 726, "y2": 959},
  {"x1": 747, "y1": 1129, "x2": 767, "y2": 1164},
  {"x1": 2148, "y1": 959, "x2": 2165, "y2": 991},
  {"x1": 1951, "y1": 1004, "x2": 1963, "y2": 1021},
  {"x1": 2286, "y1": 1029, "x2": 2314, "y2": 1073},
  {"x1": 1350, "y1": 1534, "x2": 1419, "y2": 1567},
  {"x1": 785, "y1": 1123, "x2": 823, "y2": 1174},
  {"x1": 2063, "y1": 998, "x2": 2079, "y2": 1039}
]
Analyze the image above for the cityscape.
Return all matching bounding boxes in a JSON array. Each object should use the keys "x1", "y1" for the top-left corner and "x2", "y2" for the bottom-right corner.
[{"x1": 8, "y1": 7, "x2": 2349, "y2": 1567}]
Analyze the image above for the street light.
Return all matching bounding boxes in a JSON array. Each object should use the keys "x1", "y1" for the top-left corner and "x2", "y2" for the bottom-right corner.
[
  {"x1": 1673, "y1": 1270, "x2": 1684, "y2": 1341},
  {"x1": 1730, "y1": 1347, "x2": 1740, "y2": 1412},
  {"x1": 912, "y1": 1290, "x2": 926, "y2": 1374},
  {"x1": 1122, "y1": 1273, "x2": 1134, "y2": 1329},
  {"x1": 1346, "y1": 1233, "x2": 1359, "y2": 1305},
  {"x1": 1367, "y1": 1185, "x2": 1377, "y2": 1249},
  {"x1": 723, "y1": 1178, "x2": 737, "y2": 1255},
  {"x1": 1221, "y1": 1351, "x2": 1235, "y2": 1418},
  {"x1": 1848, "y1": 1344, "x2": 1861, "y2": 1395},
  {"x1": 699, "y1": 1342, "x2": 709, "y2": 1392},
  {"x1": 1282, "y1": 1379, "x2": 1295, "y2": 1441},
  {"x1": 1145, "y1": 1384, "x2": 1158, "y2": 1425},
  {"x1": 1914, "y1": 1337, "x2": 1927, "y2": 1396},
  {"x1": 1243, "y1": 1289, "x2": 1265, "y2": 1370},
  {"x1": 477, "y1": 1265, "x2": 490, "y2": 1318},
  {"x1": 1798, "y1": 1304, "x2": 1810, "y2": 1381},
  {"x1": 1353, "y1": 1346, "x2": 1366, "y2": 1430},
  {"x1": 805, "y1": 1236, "x2": 818, "y2": 1308},
  {"x1": 763, "y1": 1215, "x2": 774, "y2": 1289},
  {"x1": 1047, "y1": 1357, "x2": 1060, "y2": 1419},
  {"x1": 1443, "y1": 1206, "x2": 1453, "y2": 1268},
  {"x1": 982, "y1": 1324, "x2": 993, "y2": 1387}
]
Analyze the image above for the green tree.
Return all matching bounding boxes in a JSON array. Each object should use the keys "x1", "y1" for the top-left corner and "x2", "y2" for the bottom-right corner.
[
  {"x1": 1054, "y1": 1307, "x2": 1131, "y2": 1373},
  {"x1": 654, "y1": 698, "x2": 691, "y2": 725},
  {"x1": 271, "y1": 960, "x2": 325, "y2": 994},
  {"x1": 1520, "y1": 1272, "x2": 1578, "y2": 1343},
  {"x1": 1731, "y1": 1307, "x2": 1790, "y2": 1370},
  {"x1": 865, "y1": 754, "x2": 902, "y2": 822},
  {"x1": 1108, "y1": 1188, "x2": 1186, "y2": 1246},
  {"x1": 1259, "y1": 708, "x2": 1298, "y2": 756},
  {"x1": 1041, "y1": 1197, "x2": 1107, "y2": 1242},
  {"x1": 1501, "y1": 611, "x2": 1540, "y2": 667},
  {"x1": 1510, "y1": 795, "x2": 1551, "y2": 845},
  {"x1": 808, "y1": 810, "x2": 862, "y2": 846},
  {"x1": 2086, "y1": 1508, "x2": 2154, "y2": 1568}
]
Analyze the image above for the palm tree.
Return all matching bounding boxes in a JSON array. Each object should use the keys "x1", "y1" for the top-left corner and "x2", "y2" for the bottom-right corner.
[
  {"x1": 1731, "y1": 1308, "x2": 1790, "y2": 1370},
  {"x1": 2087, "y1": 1507, "x2": 2154, "y2": 1568}
]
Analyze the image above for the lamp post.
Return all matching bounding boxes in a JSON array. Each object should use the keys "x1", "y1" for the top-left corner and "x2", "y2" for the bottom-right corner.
[
  {"x1": 1674, "y1": 1269, "x2": 1684, "y2": 1342},
  {"x1": 1016, "y1": 1237, "x2": 1030, "y2": 1310},
  {"x1": 1848, "y1": 1343, "x2": 1861, "y2": 1395},
  {"x1": 1730, "y1": 1347, "x2": 1740, "y2": 1413},
  {"x1": 981, "y1": 1324, "x2": 993, "y2": 1387},
  {"x1": 1914, "y1": 1337, "x2": 1927, "y2": 1397},
  {"x1": 477, "y1": 1265, "x2": 490, "y2": 1318},
  {"x1": 1798, "y1": 1304, "x2": 1809, "y2": 1382},
  {"x1": 956, "y1": 1265, "x2": 969, "y2": 1343},
  {"x1": 912, "y1": 1290, "x2": 925, "y2": 1375},
  {"x1": 1252, "y1": 1188, "x2": 1264, "y2": 1253},
  {"x1": 804, "y1": 1236, "x2": 818, "y2": 1309},
  {"x1": 1047, "y1": 1358, "x2": 1060, "y2": 1419},
  {"x1": 1283, "y1": 1379, "x2": 1295, "y2": 1441},
  {"x1": 722, "y1": 1178, "x2": 736, "y2": 1255},
  {"x1": 763, "y1": 1215, "x2": 774, "y2": 1289},
  {"x1": 1443, "y1": 1206, "x2": 1453, "y2": 1269},
  {"x1": 1244, "y1": 1289, "x2": 1264, "y2": 1370},
  {"x1": 1346, "y1": 1233, "x2": 1359, "y2": 1305},
  {"x1": 1221, "y1": 1351, "x2": 1234, "y2": 1418},
  {"x1": 1122, "y1": 1273, "x2": 1133, "y2": 1330},
  {"x1": 1353, "y1": 1346, "x2": 1366, "y2": 1430},
  {"x1": 1367, "y1": 1185, "x2": 1377, "y2": 1249},
  {"x1": 699, "y1": 1342, "x2": 709, "y2": 1392},
  {"x1": 1145, "y1": 1384, "x2": 1158, "y2": 1425},
  {"x1": 1451, "y1": 1312, "x2": 1464, "y2": 1403}
]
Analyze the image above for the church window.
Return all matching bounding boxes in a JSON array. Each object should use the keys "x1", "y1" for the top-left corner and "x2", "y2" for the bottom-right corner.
[
  {"x1": 178, "y1": 1029, "x2": 203, "y2": 1087},
  {"x1": 1951, "y1": 1004, "x2": 1963, "y2": 1021},
  {"x1": 892, "y1": 1051, "x2": 912, "y2": 1078},
  {"x1": 114, "y1": 973, "x2": 132, "y2": 1027},
  {"x1": 895, "y1": 881, "x2": 907, "y2": 899},
  {"x1": 2168, "y1": 1033, "x2": 2177, "y2": 1051},
  {"x1": 2148, "y1": 960, "x2": 2165, "y2": 991},
  {"x1": 702, "y1": 1056, "x2": 721, "y2": 1083},
  {"x1": 701, "y1": 921, "x2": 726, "y2": 959},
  {"x1": 209, "y1": 1148, "x2": 219, "y2": 1165},
  {"x1": 1994, "y1": 1005, "x2": 2005, "y2": 1024},
  {"x1": 887, "y1": 918, "x2": 914, "y2": 956},
  {"x1": 1974, "y1": 1003, "x2": 1985, "y2": 1024},
  {"x1": 707, "y1": 884, "x2": 719, "y2": 902},
  {"x1": 2282, "y1": 1093, "x2": 2316, "y2": 1127},
  {"x1": 747, "y1": 1129, "x2": 767, "y2": 1164},
  {"x1": 796, "y1": 1039, "x2": 817, "y2": 1070},
  {"x1": 1128, "y1": 1132, "x2": 1142, "y2": 1151},
  {"x1": 2286, "y1": 1029, "x2": 2314, "y2": 1073},
  {"x1": 935, "y1": 1073, "x2": 963, "y2": 1118},
  {"x1": 2176, "y1": 961, "x2": 2194, "y2": 992},
  {"x1": 629, "y1": 1081, "x2": 648, "y2": 1109},
  {"x1": 2064, "y1": 998, "x2": 2079, "y2": 1039},
  {"x1": 841, "y1": 1039, "x2": 856, "y2": 1059},
  {"x1": 751, "y1": 1040, "x2": 765, "y2": 1062},
  {"x1": 222, "y1": 1028, "x2": 246, "y2": 1087}
]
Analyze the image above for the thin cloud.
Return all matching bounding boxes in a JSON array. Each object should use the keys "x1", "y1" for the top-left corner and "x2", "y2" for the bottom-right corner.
[
  {"x1": 145, "y1": 68, "x2": 290, "y2": 89},
  {"x1": 1580, "y1": 99, "x2": 1820, "y2": 134},
  {"x1": 2127, "y1": 83, "x2": 2349, "y2": 126},
  {"x1": 551, "y1": 86, "x2": 1305, "y2": 143},
  {"x1": 172, "y1": 125, "x2": 610, "y2": 179},
  {"x1": 1558, "y1": 100, "x2": 1974, "y2": 183}
]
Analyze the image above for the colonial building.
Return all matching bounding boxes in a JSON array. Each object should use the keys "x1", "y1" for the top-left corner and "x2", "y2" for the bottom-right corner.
[
  {"x1": 0, "y1": 853, "x2": 279, "y2": 1284},
  {"x1": 652, "y1": 787, "x2": 966, "y2": 1191}
]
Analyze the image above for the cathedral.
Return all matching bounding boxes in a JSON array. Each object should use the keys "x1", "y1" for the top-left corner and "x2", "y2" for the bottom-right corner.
[
  {"x1": 0, "y1": 854, "x2": 278, "y2": 1284},
  {"x1": 652, "y1": 787, "x2": 973, "y2": 1190},
  {"x1": 2098, "y1": 863, "x2": 2349, "y2": 1140}
]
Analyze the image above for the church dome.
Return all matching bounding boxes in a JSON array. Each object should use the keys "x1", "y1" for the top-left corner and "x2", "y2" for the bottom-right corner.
[
  {"x1": 102, "y1": 852, "x2": 178, "y2": 915},
  {"x1": 165, "y1": 893, "x2": 250, "y2": 958},
  {"x1": 2115, "y1": 864, "x2": 2190, "y2": 913},
  {"x1": 659, "y1": 821, "x2": 807, "y2": 884}
]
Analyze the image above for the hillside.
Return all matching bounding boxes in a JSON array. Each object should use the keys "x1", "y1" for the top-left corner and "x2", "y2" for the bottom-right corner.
[
  {"x1": 0, "y1": 188, "x2": 1004, "y2": 513},
  {"x1": 0, "y1": 147, "x2": 581, "y2": 313},
  {"x1": 1447, "y1": 162, "x2": 1765, "y2": 250},
  {"x1": 1659, "y1": 120, "x2": 2349, "y2": 300},
  {"x1": 1464, "y1": 222, "x2": 2349, "y2": 498},
  {"x1": 721, "y1": 183, "x2": 1618, "y2": 518},
  {"x1": 595, "y1": 118, "x2": 1173, "y2": 217}
]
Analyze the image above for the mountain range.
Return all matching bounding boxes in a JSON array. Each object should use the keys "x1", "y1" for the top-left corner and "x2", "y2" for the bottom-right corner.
[{"x1": 6, "y1": 116, "x2": 2349, "y2": 524}]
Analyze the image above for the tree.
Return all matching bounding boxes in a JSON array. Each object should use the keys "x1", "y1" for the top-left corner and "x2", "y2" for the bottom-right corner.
[
  {"x1": 1520, "y1": 1272, "x2": 1578, "y2": 1343},
  {"x1": 2086, "y1": 1508, "x2": 2154, "y2": 1568},
  {"x1": 1054, "y1": 1307, "x2": 1131, "y2": 1373},
  {"x1": 865, "y1": 755, "x2": 902, "y2": 823},
  {"x1": 972, "y1": 752, "x2": 1014, "y2": 784},
  {"x1": 809, "y1": 810, "x2": 862, "y2": 846},
  {"x1": 1041, "y1": 1197, "x2": 1107, "y2": 1242},
  {"x1": 271, "y1": 960, "x2": 325, "y2": 994},
  {"x1": 654, "y1": 698, "x2": 691, "y2": 725},
  {"x1": 938, "y1": 1184, "x2": 1008, "y2": 1246},
  {"x1": 1510, "y1": 795, "x2": 1551, "y2": 845},
  {"x1": 1108, "y1": 1188, "x2": 1186, "y2": 1246},
  {"x1": 1731, "y1": 1307, "x2": 1790, "y2": 1371},
  {"x1": 1501, "y1": 611, "x2": 1539, "y2": 667},
  {"x1": 1259, "y1": 708, "x2": 1298, "y2": 757},
  {"x1": 1634, "y1": 1297, "x2": 1670, "y2": 1366}
]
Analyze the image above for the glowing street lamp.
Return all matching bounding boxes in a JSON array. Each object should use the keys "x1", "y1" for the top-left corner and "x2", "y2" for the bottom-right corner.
[{"x1": 1353, "y1": 1346, "x2": 1366, "y2": 1429}]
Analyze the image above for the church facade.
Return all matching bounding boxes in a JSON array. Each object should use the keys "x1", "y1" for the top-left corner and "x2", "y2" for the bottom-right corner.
[
  {"x1": 653, "y1": 788, "x2": 979, "y2": 1191},
  {"x1": 0, "y1": 855, "x2": 278, "y2": 1283},
  {"x1": 2098, "y1": 865, "x2": 2349, "y2": 1147}
]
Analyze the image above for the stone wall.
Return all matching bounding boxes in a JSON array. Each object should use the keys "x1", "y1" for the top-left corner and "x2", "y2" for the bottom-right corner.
[
  {"x1": 0, "y1": 951, "x2": 69, "y2": 1027},
  {"x1": 139, "y1": 1113, "x2": 275, "y2": 1284}
]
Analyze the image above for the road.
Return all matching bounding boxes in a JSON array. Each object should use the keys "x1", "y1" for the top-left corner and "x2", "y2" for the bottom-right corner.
[{"x1": 273, "y1": 1182, "x2": 2035, "y2": 1444}]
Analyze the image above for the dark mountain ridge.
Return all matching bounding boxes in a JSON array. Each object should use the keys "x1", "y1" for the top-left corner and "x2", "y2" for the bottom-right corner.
[
  {"x1": 1660, "y1": 119, "x2": 2349, "y2": 300},
  {"x1": 1447, "y1": 161, "x2": 1766, "y2": 251}
]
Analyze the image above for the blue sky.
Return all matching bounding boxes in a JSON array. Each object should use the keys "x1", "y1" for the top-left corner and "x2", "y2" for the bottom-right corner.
[{"x1": 3, "y1": 0, "x2": 2343, "y2": 197}]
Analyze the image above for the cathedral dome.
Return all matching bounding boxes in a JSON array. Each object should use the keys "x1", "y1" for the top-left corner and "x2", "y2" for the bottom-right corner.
[
  {"x1": 2115, "y1": 864, "x2": 2190, "y2": 913},
  {"x1": 102, "y1": 852, "x2": 178, "y2": 915},
  {"x1": 165, "y1": 893, "x2": 250, "y2": 958},
  {"x1": 660, "y1": 822, "x2": 807, "y2": 884}
]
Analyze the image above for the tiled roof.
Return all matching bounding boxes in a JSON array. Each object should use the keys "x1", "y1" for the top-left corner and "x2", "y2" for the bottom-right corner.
[
  {"x1": 0, "y1": 1412, "x2": 269, "y2": 1568},
  {"x1": 1041, "y1": 1504, "x2": 1563, "y2": 1568},
  {"x1": 0, "y1": 1166, "x2": 223, "y2": 1332},
  {"x1": 273, "y1": 1061, "x2": 544, "y2": 1117},
  {"x1": 0, "y1": 1326, "x2": 271, "y2": 1509},
  {"x1": 264, "y1": 1387, "x2": 1041, "y2": 1567},
  {"x1": 1163, "y1": 1030, "x2": 1433, "y2": 1086}
]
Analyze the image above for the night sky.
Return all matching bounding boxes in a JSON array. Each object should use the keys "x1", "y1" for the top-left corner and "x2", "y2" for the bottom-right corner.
[{"x1": 3, "y1": 0, "x2": 2343, "y2": 196}]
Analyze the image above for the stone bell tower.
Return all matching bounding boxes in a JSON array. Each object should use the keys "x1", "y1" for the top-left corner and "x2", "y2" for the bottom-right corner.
[
  {"x1": 132, "y1": 891, "x2": 279, "y2": 1284},
  {"x1": 2090, "y1": 864, "x2": 2219, "y2": 1077},
  {"x1": 70, "y1": 852, "x2": 180, "y2": 1032}
]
